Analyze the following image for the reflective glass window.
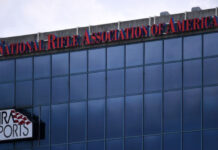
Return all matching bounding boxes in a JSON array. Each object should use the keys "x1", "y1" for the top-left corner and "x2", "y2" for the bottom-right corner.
[
  {"x1": 88, "y1": 72, "x2": 105, "y2": 99},
  {"x1": 69, "y1": 101, "x2": 86, "y2": 142},
  {"x1": 88, "y1": 48, "x2": 105, "y2": 71},
  {"x1": 125, "y1": 137, "x2": 142, "y2": 150},
  {"x1": 70, "y1": 74, "x2": 87, "y2": 101},
  {"x1": 70, "y1": 50, "x2": 87, "y2": 73},
  {"x1": 125, "y1": 95, "x2": 143, "y2": 136},
  {"x1": 107, "y1": 97, "x2": 124, "y2": 138},
  {"x1": 52, "y1": 76, "x2": 69, "y2": 104},
  {"x1": 164, "y1": 133, "x2": 181, "y2": 150},
  {"x1": 144, "y1": 93, "x2": 162, "y2": 134},
  {"x1": 34, "y1": 79, "x2": 50, "y2": 106},
  {"x1": 126, "y1": 43, "x2": 143, "y2": 67},
  {"x1": 52, "y1": 53, "x2": 69, "y2": 76},
  {"x1": 88, "y1": 99, "x2": 105, "y2": 140},
  {"x1": 107, "y1": 139, "x2": 123, "y2": 150},
  {"x1": 40, "y1": 106, "x2": 50, "y2": 146},
  {"x1": 144, "y1": 135, "x2": 161, "y2": 150},
  {"x1": 88, "y1": 141, "x2": 104, "y2": 150},
  {"x1": 144, "y1": 65, "x2": 162, "y2": 92},
  {"x1": 34, "y1": 55, "x2": 50, "y2": 78},
  {"x1": 164, "y1": 62, "x2": 182, "y2": 90},
  {"x1": 69, "y1": 143, "x2": 86, "y2": 150},
  {"x1": 204, "y1": 33, "x2": 218, "y2": 57},
  {"x1": 0, "y1": 60, "x2": 15, "y2": 82},
  {"x1": 183, "y1": 131, "x2": 201, "y2": 150},
  {"x1": 203, "y1": 130, "x2": 218, "y2": 150},
  {"x1": 51, "y1": 144, "x2": 67, "y2": 150},
  {"x1": 16, "y1": 57, "x2": 32, "y2": 80},
  {"x1": 164, "y1": 90, "x2": 182, "y2": 132},
  {"x1": 126, "y1": 67, "x2": 143, "y2": 95},
  {"x1": 16, "y1": 81, "x2": 32, "y2": 107},
  {"x1": 164, "y1": 38, "x2": 182, "y2": 62},
  {"x1": 184, "y1": 35, "x2": 202, "y2": 59},
  {"x1": 145, "y1": 40, "x2": 162, "y2": 64},
  {"x1": 51, "y1": 104, "x2": 68, "y2": 144},
  {"x1": 107, "y1": 46, "x2": 124, "y2": 69},
  {"x1": 0, "y1": 83, "x2": 14, "y2": 108},
  {"x1": 204, "y1": 57, "x2": 218, "y2": 85},
  {"x1": 107, "y1": 69, "x2": 124, "y2": 97}
]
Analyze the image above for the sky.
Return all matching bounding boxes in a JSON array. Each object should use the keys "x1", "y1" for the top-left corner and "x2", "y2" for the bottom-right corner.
[{"x1": 0, "y1": 0, "x2": 218, "y2": 37}]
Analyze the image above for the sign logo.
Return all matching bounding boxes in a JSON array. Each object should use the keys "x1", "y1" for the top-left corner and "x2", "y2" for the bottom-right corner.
[{"x1": 0, "y1": 109, "x2": 33, "y2": 142}]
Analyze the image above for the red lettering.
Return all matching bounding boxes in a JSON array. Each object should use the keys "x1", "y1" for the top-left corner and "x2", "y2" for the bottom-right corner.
[
  {"x1": 48, "y1": 34, "x2": 56, "y2": 50},
  {"x1": 193, "y1": 18, "x2": 200, "y2": 30}
]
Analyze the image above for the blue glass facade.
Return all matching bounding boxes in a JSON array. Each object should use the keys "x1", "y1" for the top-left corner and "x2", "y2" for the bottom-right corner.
[{"x1": 0, "y1": 32, "x2": 218, "y2": 150}]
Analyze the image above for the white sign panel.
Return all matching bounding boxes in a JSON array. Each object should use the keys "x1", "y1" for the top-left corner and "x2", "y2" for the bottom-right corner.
[{"x1": 0, "y1": 109, "x2": 33, "y2": 141}]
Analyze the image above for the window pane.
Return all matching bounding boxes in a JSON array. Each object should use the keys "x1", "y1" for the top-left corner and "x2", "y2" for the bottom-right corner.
[
  {"x1": 164, "y1": 133, "x2": 181, "y2": 150},
  {"x1": 89, "y1": 48, "x2": 105, "y2": 71},
  {"x1": 88, "y1": 72, "x2": 105, "y2": 99},
  {"x1": 144, "y1": 93, "x2": 162, "y2": 134},
  {"x1": 88, "y1": 99, "x2": 105, "y2": 140},
  {"x1": 164, "y1": 38, "x2": 182, "y2": 62},
  {"x1": 51, "y1": 104, "x2": 68, "y2": 144},
  {"x1": 107, "y1": 46, "x2": 124, "y2": 69},
  {"x1": 107, "y1": 139, "x2": 123, "y2": 150},
  {"x1": 107, "y1": 97, "x2": 124, "y2": 138},
  {"x1": 125, "y1": 95, "x2": 143, "y2": 136},
  {"x1": 51, "y1": 144, "x2": 67, "y2": 150},
  {"x1": 164, "y1": 90, "x2": 182, "y2": 132},
  {"x1": 204, "y1": 57, "x2": 218, "y2": 85},
  {"x1": 145, "y1": 40, "x2": 162, "y2": 64},
  {"x1": 126, "y1": 67, "x2": 143, "y2": 95},
  {"x1": 203, "y1": 130, "x2": 218, "y2": 150},
  {"x1": 126, "y1": 43, "x2": 143, "y2": 67},
  {"x1": 40, "y1": 106, "x2": 50, "y2": 146},
  {"x1": 204, "y1": 33, "x2": 218, "y2": 57},
  {"x1": 70, "y1": 74, "x2": 87, "y2": 101},
  {"x1": 16, "y1": 81, "x2": 32, "y2": 107},
  {"x1": 34, "y1": 79, "x2": 50, "y2": 106},
  {"x1": 34, "y1": 55, "x2": 50, "y2": 78},
  {"x1": 69, "y1": 101, "x2": 86, "y2": 142},
  {"x1": 183, "y1": 131, "x2": 201, "y2": 150},
  {"x1": 144, "y1": 135, "x2": 161, "y2": 150},
  {"x1": 107, "y1": 70, "x2": 124, "y2": 97},
  {"x1": 16, "y1": 57, "x2": 32, "y2": 80},
  {"x1": 164, "y1": 62, "x2": 182, "y2": 90},
  {"x1": 52, "y1": 76, "x2": 69, "y2": 104},
  {"x1": 184, "y1": 60, "x2": 202, "y2": 88},
  {"x1": 70, "y1": 50, "x2": 87, "y2": 73},
  {"x1": 204, "y1": 86, "x2": 218, "y2": 129},
  {"x1": 184, "y1": 88, "x2": 201, "y2": 131},
  {"x1": 145, "y1": 65, "x2": 162, "y2": 92},
  {"x1": 69, "y1": 143, "x2": 86, "y2": 150},
  {"x1": 0, "y1": 60, "x2": 15, "y2": 82},
  {"x1": 0, "y1": 83, "x2": 14, "y2": 108},
  {"x1": 125, "y1": 137, "x2": 142, "y2": 150},
  {"x1": 52, "y1": 53, "x2": 69, "y2": 76},
  {"x1": 184, "y1": 35, "x2": 202, "y2": 59},
  {"x1": 88, "y1": 141, "x2": 104, "y2": 150}
]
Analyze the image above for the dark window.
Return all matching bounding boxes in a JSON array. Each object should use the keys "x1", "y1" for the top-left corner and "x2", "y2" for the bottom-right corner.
[
  {"x1": 203, "y1": 130, "x2": 218, "y2": 150},
  {"x1": 0, "y1": 83, "x2": 14, "y2": 108},
  {"x1": 40, "y1": 106, "x2": 50, "y2": 146},
  {"x1": 126, "y1": 67, "x2": 143, "y2": 95},
  {"x1": 70, "y1": 50, "x2": 87, "y2": 73},
  {"x1": 164, "y1": 38, "x2": 182, "y2": 62},
  {"x1": 16, "y1": 57, "x2": 32, "y2": 80},
  {"x1": 204, "y1": 86, "x2": 218, "y2": 129},
  {"x1": 0, "y1": 60, "x2": 15, "y2": 82},
  {"x1": 184, "y1": 35, "x2": 202, "y2": 59},
  {"x1": 144, "y1": 93, "x2": 162, "y2": 134},
  {"x1": 204, "y1": 33, "x2": 218, "y2": 57},
  {"x1": 88, "y1": 48, "x2": 105, "y2": 71},
  {"x1": 69, "y1": 143, "x2": 86, "y2": 150},
  {"x1": 51, "y1": 144, "x2": 67, "y2": 150},
  {"x1": 164, "y1": 133, "x2": 181, "y2": 150},
  {"x1": 34, "y1": 79, "x2": 50, "y2": 106},
  {"x1": 183, "y1": 131, "x2": 201, "y2": 150},
  {"x1": 34, "y1": 55, "x2": 50, "y2": 78},
  {"x1": 88, "y1": 72, "x2": 105, "y2": 99},
  {"x1": 107, "y1": 97, "x2": 124, "y2": 138},
  {"x1": 184, "y1": 60, "x2": 202, "y2": 88},
  {"x1": 164, "y1": 62, "x2": 182, "y2": 90},
  {"x1": 52, "y1": 53, "x2": 69, "y2": 76},
  {"x1": 125, "y1": 137, "x2": 142, "y2": 150},
  {"x1": 69, "y1": 101, "x2": 86, "y2": 142},
  {"x1": 52, "y1": 76, "x2": 69, "y2": 104},
  {"x1": 126, "y1": 43, "x2": 143, "y2": 67},
  {"x1": 204, "y1": 57, "x2": 218, "y2": 85},
  {"x1": 125, "y1": 95, "x2": 143, "y2": 136},
  {"x1": 145, "y1": 40, "x2": 162, "y2": 64},
  {"x1": 88, "y1": 141, "x2": 104, "y2": 150},
  {"x1": 107, "y1": 139, "x2": 123, "y2": 150},
  {"x1": 144, "y1": 65, "x2": 162, "y2": 92},
  {"x1": 107, "y1": 46, "x2": 124, "y2": 69},
  {"x1": 144, "y1": 135, "x2": 161, "y2": 150},
  {"x1": 107, "y1": 69, "x2": 124, "y2": 97},
  {"x1": 183, "y1": 88, "x2": 201, "y2": 131},
  {"x1": 164, "y1": 90, "x2": 182, "y2": 132},
  {"x1": 51, "y1": 104, "x2": 68, "y2": 144},
  {"x1": 88, "y1": 99, "x2": 105, "y2": 140},
  {"x1": 70, "y1": 74, "x2": 87, "y2": 101},
  {"x1": 16, "y1": 81, "x2": 32, "y2": 107}
]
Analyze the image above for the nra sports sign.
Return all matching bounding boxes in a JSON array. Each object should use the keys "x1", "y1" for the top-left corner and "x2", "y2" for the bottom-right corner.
[{"x1": 0, "y1": 109, "x2": 33, "y2": 142}]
